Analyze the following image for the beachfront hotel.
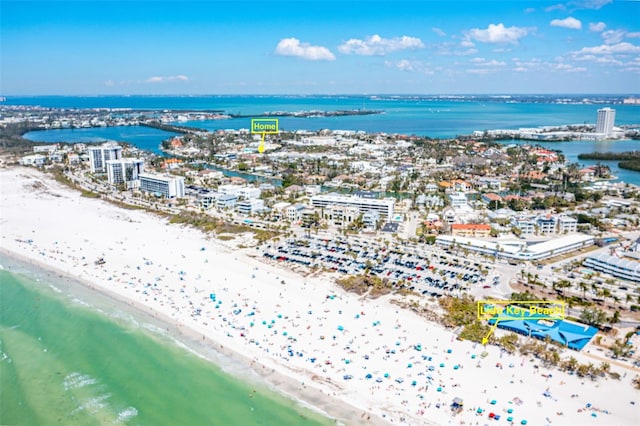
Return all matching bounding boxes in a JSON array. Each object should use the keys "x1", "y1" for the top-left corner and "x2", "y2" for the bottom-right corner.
[
  {"x1": 106, "y1": 158, "x2": 144, "y2": 189},
  {"x1": 310, "y1": 193, "x2": 395, "y2": 219},
  {"x1": 139, "y1": 173, "x2": 185, "y2": 198},
  {"x1": 583, "y1": 253, "x2": 640, "y2": 283},
  {"x1": 436, "y1": 233, "x2": 595, "y2": 262},
  {"x1": 88, "y1": 142, "x2": 123, "y2": 173},
  {"x1": 596, "y1": 107, "x2": 616, "y2": 137}
]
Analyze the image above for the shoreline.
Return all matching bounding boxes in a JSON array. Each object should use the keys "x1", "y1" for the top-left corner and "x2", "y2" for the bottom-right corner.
[
  {"x1": 0, "y1": 248, "x2": 383, "y2": 426},
  {"x1": 1, "y1": 166, "x2": 638, "y2": 426}
]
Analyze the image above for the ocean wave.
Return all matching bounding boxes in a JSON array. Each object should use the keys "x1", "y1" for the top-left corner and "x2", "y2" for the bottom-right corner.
[
  {"x1": 63, "y1": 372, "x2": 98, "y2": 390},
  {"x1": 71, "y1": 297, "x2": 93, "y2": 308},
  {"x1": 70, "y1": 392, "x2": 112, "y2": 415},
  {"x1": 116, "y1": 406, "x2": 138, "y2": 423}
]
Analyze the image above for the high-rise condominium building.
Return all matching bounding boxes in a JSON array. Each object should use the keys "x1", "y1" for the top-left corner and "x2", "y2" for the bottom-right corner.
[
  {"x1": 596, "y1": 107, "x2": 615, "y2": 136},
  {"x1": 106, "y1": 158, "x2": 144, "y2": 189},
  {"x1": 88, "y1": 142, "x2": 123, "y2": 172}
]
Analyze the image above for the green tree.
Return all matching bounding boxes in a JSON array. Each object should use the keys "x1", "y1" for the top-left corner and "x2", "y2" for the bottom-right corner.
[{"x1": 579, "y1": 307, "x2": 607, "y2": 327}]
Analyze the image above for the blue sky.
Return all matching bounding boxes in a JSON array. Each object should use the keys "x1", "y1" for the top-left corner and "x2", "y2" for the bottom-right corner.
[{"x1": 1, "y1": 0, "x2": 639, "y2": 94}]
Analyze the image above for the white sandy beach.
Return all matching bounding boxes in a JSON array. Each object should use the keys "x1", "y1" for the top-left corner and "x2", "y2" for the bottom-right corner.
[{"x1": 1, "y1": 166, "x2": 639, "y2": 426}]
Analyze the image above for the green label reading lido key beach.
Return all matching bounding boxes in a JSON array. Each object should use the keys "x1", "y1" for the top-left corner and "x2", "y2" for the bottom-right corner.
[{"x1": 251, "y1": 118, "x2": 279, "y2": 134}]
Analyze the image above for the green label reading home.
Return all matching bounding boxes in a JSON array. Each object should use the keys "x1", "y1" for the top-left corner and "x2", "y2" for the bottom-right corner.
[{"x1": 251, "y1": 118, "x2": 279, "y2": 134}]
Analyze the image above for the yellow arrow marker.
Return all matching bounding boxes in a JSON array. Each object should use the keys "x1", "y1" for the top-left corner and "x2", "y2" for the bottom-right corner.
[
  {"x1": 251, "y1": 118, "x2": 278, "y2": 155},
  {"x1": 482, "y1": 320, "x2": 500, "y2": 345}
]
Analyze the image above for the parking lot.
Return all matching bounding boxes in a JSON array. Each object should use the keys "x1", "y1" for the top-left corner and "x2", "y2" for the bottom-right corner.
[{"x1": 259, "y1": 236, "x2": 498, "y2": 298}]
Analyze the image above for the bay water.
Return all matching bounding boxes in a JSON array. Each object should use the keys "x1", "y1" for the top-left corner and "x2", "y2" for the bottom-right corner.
[{"x1": 15, "y1": 95, "x2": 640, "y2": 184}]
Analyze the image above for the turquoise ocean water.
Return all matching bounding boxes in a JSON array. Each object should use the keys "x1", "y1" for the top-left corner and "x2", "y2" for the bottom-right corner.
[{"x1": 0, "y1": 255, "x2": 332, "y2": 426}]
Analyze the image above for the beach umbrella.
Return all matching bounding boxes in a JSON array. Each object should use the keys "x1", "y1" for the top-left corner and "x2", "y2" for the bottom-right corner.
[
  {"x1": 365, "y1": 373, "x2": 372, "y2": 379},
  {"x1": 407, "y1": 363, "x2": 413, "y2": 368},
  {"x1": 440, "y1": 363, "x2": 445, "y2": 368},
  {"x1": 453, "y1": 365, "x2": 459, "y2": 370},
  {"x1": 338, "y1": 325, "x2": 344, "y2": 331},
  {"x1": 411, "y1": 380, "x2": 417, "y2": 386},
  {"x1": 507, "y1": 408, "x2": 513, "y2": 414},
  {"x1": 507, "y1": 417, "x2": 513, "y2": 422},
  {"x1": 447, "y1": 349, "x2": 452, "y2": 353},
  {"x1": 520, "y1": 420, "x2": 527, "y2": 425},
  {"x1": 477, "y1": 408, "x2": 483, "y2": 414},
  {"x1": 384, "y1": 373, "x2": 390, "y2": 378},
  {"x1": 437, "y1": 387, "x2": 442, "y2": 392},
  {"x1": 490, "y1": 400, "x2": 497, "y2": 405}
]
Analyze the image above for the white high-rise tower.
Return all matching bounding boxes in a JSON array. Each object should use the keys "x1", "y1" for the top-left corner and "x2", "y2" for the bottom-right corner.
[{"x1": 596, "y1": 107, "x2": 615, "y2": 137}]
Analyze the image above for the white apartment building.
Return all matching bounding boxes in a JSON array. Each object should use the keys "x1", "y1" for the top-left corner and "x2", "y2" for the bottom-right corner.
[
  {"x1": 513, "y1": 217, "x2": 536, "y2": 235},
  {"x1": 584, "y1": 254, "x2": 640, "y2": 283},
  {"x1": 322, "y1": 205, "x2": 360, "y2": 226},
  {"x1": 286, "y1": 204, "x2": 306, "y2": 222},
  {"x1": 216, "y1": 194, "x2": 237, "y2": 210},
  {"x1": 271, "y1": 202, "x2": 291, "y2": 220},
  {"x1": 596, "y1": 107, "x2": 615, "y2": 136},
  {"x1": 311, "y1": 194, "x2": 394, "y2": 219},
  {"x1": 537, "y1": 216, "x2": 556, "y2": 234},
  {"x1": 448, "y1": 193, "x2": 469, "y2": 209},
  {"x1": 139, "y1": 173, "x2": 185, "y2": 198},
  {"x1": 88, "y1": 142, "x2": 122, "y2": 172},
  {"x1": 556, "y1": 215, "x2": 578, "y2": 234},
  {"x1": 106, "y1": 158, "x2": 144, "y2": 189},
  {"x1": 237, "y1": 198, "x2": 264, "y2": 215},
  {"x1": 218, "y1": 184, "x2": 261, "y2": 199},
  {"x1": 33, "y1": 145, "x2": 59, "y2": 154},
  {"x1": 19, "y1": 154, "x2": 47, "y2": 166}
]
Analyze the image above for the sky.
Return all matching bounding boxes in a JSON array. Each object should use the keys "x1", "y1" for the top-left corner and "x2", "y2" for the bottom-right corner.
[{"x1": 1, "y1": 0, "x2": 639, "y2": 95}]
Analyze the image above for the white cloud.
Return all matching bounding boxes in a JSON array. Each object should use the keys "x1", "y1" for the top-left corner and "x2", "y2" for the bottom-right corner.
[
  {"x1": 470, "y1": 58, "x2": 506, "y2": 67},
  {"x1": 104, "y1": 80, "x2": 115, "y2": 87},
  {"x1": 385, "y1": 59, "x2": 434, "y2": 75},
  {"x1": 524, "y1": 7, "x2": 536, "y2": 13},
  {"x1": 145, "y1": 75, "x2": 189, "y2": 83},
  {"x1": 602, "y1": 30, "x2": 626, "y2": 45},
  {"x1": 570, "y1": 0, "x2": 612, "y2": 10},
  {"x1": 466, "y1": 23, "x2": 530, "y2": 44},
  {"x1": 589, "y1": 22, "x2": 606, "y2": 32},
  {"x1": 553, "y1": 63, "x2": 587, "y2": 72},
  {"x1": 435, "y1": 42, "x2": 478, "y2": 56},
  {"x1": 546, "y1": 0, "x2": 612, "y2": 12},
  {"x1": 545, "y1": 3, "x2": 566, "y2": 12},
  {"x1": 396, "y1": 59, "x2": 416, "y2": 72},
  {"x1": 338, "y1": 34, "x2": 424, "y2": 56},
  {"x1": 550, "y1": 17, "x2": 582, "y2": 30},
  {"x1": 274, "y1": 38, "x2": 336, "y2": 61},
  {"x1": 432, "y1": 27, "x2": 446, "y2": 37},
  {"x1": 574, "y1": 42, "x2": 640, "y2": 55}
]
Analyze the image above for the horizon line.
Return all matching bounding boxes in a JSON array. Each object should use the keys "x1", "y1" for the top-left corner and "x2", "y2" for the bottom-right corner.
[{"x1": 3, "y1": 93, "x2": 640, "y2": 98}]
